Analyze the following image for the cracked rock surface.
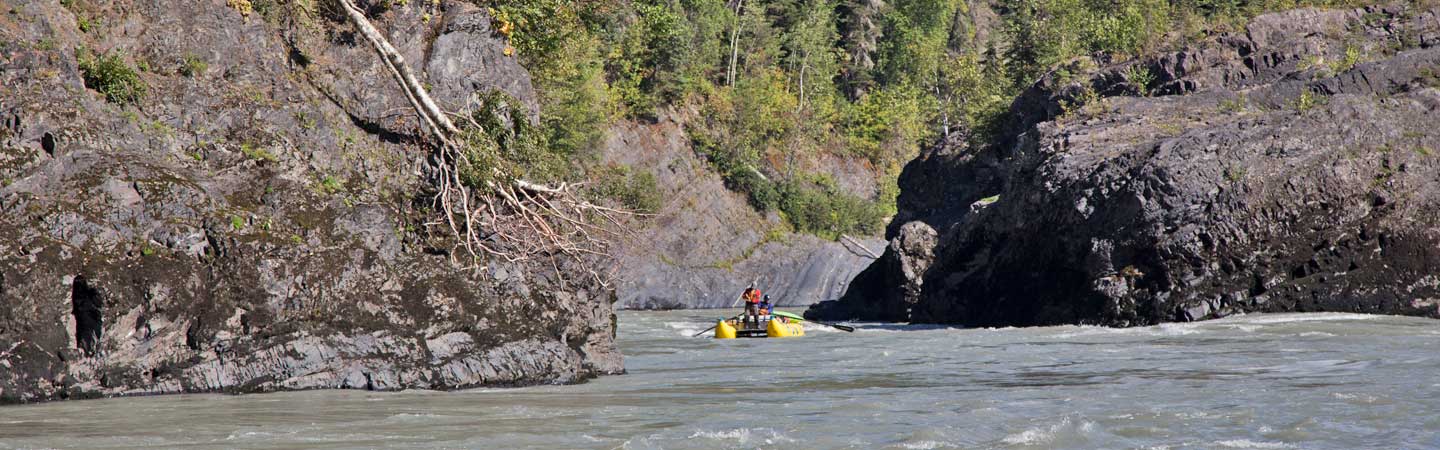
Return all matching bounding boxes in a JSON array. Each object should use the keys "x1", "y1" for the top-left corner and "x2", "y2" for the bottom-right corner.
[
  {"x1": 809, "y1": 4, "x2": 1440, "y2": 327},
  {"x1": 0, "y1": 0, "x2": 619, "y2": 404}
]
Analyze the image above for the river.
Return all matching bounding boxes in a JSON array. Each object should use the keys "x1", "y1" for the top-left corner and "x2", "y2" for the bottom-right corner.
[{"x1": 2, "y1": 311, "x2": 1437, "y2": 449}]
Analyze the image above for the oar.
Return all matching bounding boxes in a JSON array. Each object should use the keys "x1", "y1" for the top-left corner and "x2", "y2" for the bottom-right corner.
[
  {"x1": 692, "y1": 314, "x2": 743, "y2": 338},
  {"x1": 772, "y1": 310, "x2": 855, "y2": 332}
]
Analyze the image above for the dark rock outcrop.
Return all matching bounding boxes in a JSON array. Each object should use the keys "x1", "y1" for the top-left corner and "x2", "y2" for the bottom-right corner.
[
  {"x1": 810, "y1": 4, "x2": 1440, "y2": 326},
  {"x1": 0, "y1": 1, "x2": 619, "y2": 404}
]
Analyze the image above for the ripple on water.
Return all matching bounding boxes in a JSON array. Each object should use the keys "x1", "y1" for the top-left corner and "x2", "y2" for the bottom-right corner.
[
  {"x1": 999, "y1": 416, "x2": 1099, "y2": 447},
  {"x1": 1048, "y1": 322, "x2": 1204, "y2": 340},
  {"x1": 1233, "y1": 313, "x2": 1383, "y2": 324},
  {"x1": 890, "y1": 440, "x2": 959, "y2": 449},
  {"x1": 686, "y1": 427, "x2": 797, "y2": 446},
  {"x1": 1213, "y1": 439, "x2": 1294, "y2": 448}
]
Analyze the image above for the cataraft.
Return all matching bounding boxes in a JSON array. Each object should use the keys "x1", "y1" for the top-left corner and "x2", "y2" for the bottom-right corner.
[
  {"x1": 695, "y1": 310, "x2": 855, "y2": 339},
  {"x1": 715, "y1": 311, "x2": 807, "y2": 339}
]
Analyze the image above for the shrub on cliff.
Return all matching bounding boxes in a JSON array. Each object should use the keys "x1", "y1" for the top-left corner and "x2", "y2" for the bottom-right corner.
[
  {"x1": 777, "y1": 179, "x2": 887, "y2": 239},
  {"x1": 77, "y1": 48, "x2": 146, "y2": 105},
  {"x1": 591, "y1": 165, "x2": 663, "y2": 213},
  {"x1": 694, "y1": 128, "x2": 886, "y2": 238},
  {"x1": 457, "y1": 90, "x2": 567, "y2": 188}
]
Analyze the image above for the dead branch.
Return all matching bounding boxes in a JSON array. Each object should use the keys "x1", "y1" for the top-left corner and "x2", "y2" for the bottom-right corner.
[
  {"x1": 841, "y1": 234, "x2": 881, "y2": 259},
  {"x1": 337, "y1": 0, "x2": 633, "y2": 285}
]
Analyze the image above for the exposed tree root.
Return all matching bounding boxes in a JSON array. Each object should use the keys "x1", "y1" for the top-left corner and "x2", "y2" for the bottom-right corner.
[{"x1": 338, "y1": 0, "x2": 631, "y2": 286}]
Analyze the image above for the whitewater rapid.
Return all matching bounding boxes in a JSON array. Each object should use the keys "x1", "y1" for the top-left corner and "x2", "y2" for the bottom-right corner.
[{"x1": 2, "y1": 311, "x2": 1437, "y2": 449}]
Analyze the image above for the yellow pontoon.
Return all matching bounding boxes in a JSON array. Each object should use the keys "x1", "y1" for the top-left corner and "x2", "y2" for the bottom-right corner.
[{"x1": 715, "y1": 316, "x2": 805, "y2": 339}]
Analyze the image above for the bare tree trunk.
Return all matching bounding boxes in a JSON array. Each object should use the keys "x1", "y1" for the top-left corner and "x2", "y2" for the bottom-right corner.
[
  {"x1": 727, "y1": 0, "x2": 745, "y2": 86},
  {"x1": 797, "y1": 52, "x2": 808, "y2": 113},
  {"x1": 841, "y1": 234, "x2": 881, "y2": 259},
  {"x1": 337, "y1": 0, "x2": 459, "y2": 138},
  {"x1": 332, "y1": 0, "x2": 640, "y2": 279},
  {"x1": 337, "y1": 0, "x2": 478, "y2": 258},
  {"x1": 934, "y1": 85, "x2": 951, "y2": 140}
]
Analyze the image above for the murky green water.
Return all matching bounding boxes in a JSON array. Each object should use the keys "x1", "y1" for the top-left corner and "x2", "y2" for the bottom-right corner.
[{"x1": 2, "y1": 311, "x2": 1438, "y2": 449}]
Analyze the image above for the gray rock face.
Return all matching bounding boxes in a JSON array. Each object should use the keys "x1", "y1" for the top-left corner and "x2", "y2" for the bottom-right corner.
[
  {"x1": 600, "y1": 112, "x2": 883, "y2": 310},
  {"x1": 810, "y1": 5, "x2": 1440, "y2": 326},
  {"x1": 0, "y1": 1, "x2": 618, "y2": 404},
  {"x1": 426, "y1": 3, "x2": 541, "y2": 121}
]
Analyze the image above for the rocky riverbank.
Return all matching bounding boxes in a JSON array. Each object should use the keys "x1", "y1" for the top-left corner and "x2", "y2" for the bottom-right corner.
[
  {"x1": 810, "y1": 4, "x2": 1440, "y2": 326},
  {"x1": 0, "y1": 0, "x2": 621, "y2": 404}
]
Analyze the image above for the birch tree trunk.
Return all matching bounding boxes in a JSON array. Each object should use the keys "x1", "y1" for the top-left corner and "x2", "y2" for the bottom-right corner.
[
  {"x1": 332, "y1": 0, "x2": 633, "y2": 277},
  {"x1": 337, "y1": 0, "x2": 460, "y2": 138},
  {"x1": 727, "y1": 0, "x2": 745, "y2": 86}
]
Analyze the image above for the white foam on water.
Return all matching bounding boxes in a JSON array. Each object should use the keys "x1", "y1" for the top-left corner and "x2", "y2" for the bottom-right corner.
[
  {"x1": 687, "y1": 427, "x2": 795, "y2": 445},
  {"x1": 1214, "y1": 439, "x2": 1292, "y2": 448},
  {"x1": 1001, "y1": 426, "x2": 1052, "y2": 446},
  {"x1": 1001, "y1": 417, "x2": 1094, "y2": 445},
  {"x1": 225, "y1": 431, "x2": 276, "y2": 440},
  {"x1": 664, "y1": 321, "x2": 703, "y2": 337},
  {"x1": 1298, "y1": 332, "x2": 1336, "y2": 337},
  {"x1": 802, "y1": 323, "x2": 845, "y2": 333},
  {"x1": 1048, "y1": 326, "x2": 1105, "y2": 339},
  {"x1": 1050, "y1": 312, "x2": 1390, "y2": 339},
  {"x1": 1223, "y1": 313, "x2": 1381, "y2": 325},
  {"x1": 378, "y1": 412, "x2": 441, "y2": 426},
  {"x1": 898, "y1": 440, "x2": 954, "y2": 449},
  {"x1": 1051, "y1": 322, "x2": 1201, "y2": 339},
  {"x1": 1153, "y1": 323, "x2": 1203, "y2": 336},
  {"x1": 688, "y1": 428, "x2": 747, "y2": 442},
  {"x1": 852, "y1": 324, "x2": 961, "y2": 333},
  {"x1": 1330, "y1": 392, "x2": 1385, "y2": 404},
  {"x1": 665, "y1": 321, "x2": 702, "y2": 330}
]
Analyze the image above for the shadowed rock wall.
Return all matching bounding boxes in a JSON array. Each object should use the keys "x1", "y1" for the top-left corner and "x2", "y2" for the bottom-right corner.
[{"x1": 810, "y1": 4, "x2": 1440, "y2": 326}]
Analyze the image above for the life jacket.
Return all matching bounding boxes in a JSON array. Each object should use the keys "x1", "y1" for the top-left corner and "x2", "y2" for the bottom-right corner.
[{"x1": 745, "y1": 289, "x2": 761, "y2": 304}]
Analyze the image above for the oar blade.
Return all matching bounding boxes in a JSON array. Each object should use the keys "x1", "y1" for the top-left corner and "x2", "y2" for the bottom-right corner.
[
  {"x1": 774, "y1": 310, "x2": 855, "y2": 332},
  {"x1": 772, "y1": 310, "x2": 805, "y2": 321}
]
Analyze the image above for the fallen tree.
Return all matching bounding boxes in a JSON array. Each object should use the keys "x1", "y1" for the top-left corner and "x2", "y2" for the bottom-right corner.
[{"x1": 337, "y1": 0, "x2": 633, "y2": 286}]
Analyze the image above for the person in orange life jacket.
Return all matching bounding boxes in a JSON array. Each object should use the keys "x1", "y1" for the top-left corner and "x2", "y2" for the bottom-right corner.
[{"x1": 741, "y1": 285, "x2": 762, "y2": 329}]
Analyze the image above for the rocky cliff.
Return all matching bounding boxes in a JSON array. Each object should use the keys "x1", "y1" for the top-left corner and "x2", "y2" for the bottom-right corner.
[
  {"x1": 601, "y1": 112, "x2": 884, "y2": 310},
  {"x1": 810, "y1": 4, "x2": 1440, "y2": 326},
  {"x1": 0, "y1": 0, "x2": 620, "y2": 404}
]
